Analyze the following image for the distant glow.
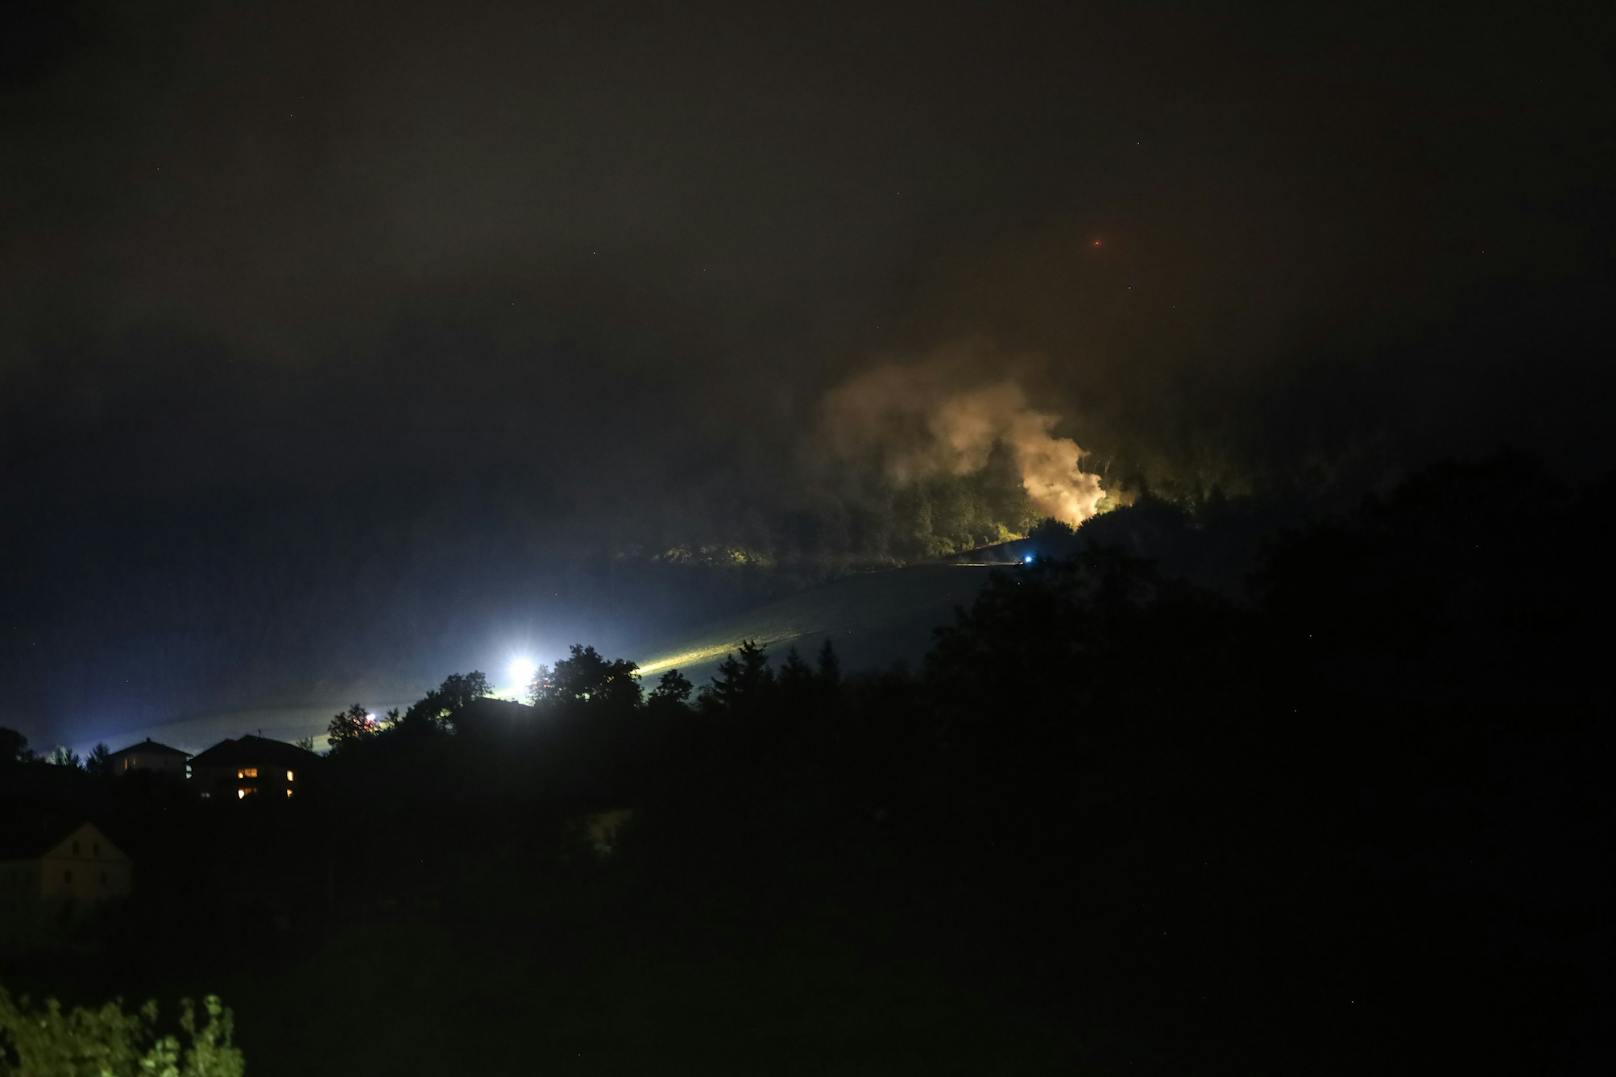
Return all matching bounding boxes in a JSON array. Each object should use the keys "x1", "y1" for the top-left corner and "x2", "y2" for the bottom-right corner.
[
  {"x1": 286, "y1": 769, "x2": 295, "y2": 782},
  {"x1": 508, "y1": 656, "x2": 538, "y2": 689},
  {"x1": 1023, "y1": 553, "x2": 1035, "y2": 564},
  {"x1": 365, "y1": 712, "x2": 377, "y2": 725},
  {"x1": 236, "y1": 788, "x2": 246, "y2": 800}
]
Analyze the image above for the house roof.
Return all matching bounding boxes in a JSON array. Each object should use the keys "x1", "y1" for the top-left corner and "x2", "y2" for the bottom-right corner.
[
  {"x1": 189, "y1": 734, "x2": 318, "y2": 769},
  {"x1": 0, "y1": 819, "x2": 120, "y2": 862},
  {"x1": 107, "y1": 737, "x2": 190, "y2": 759}
]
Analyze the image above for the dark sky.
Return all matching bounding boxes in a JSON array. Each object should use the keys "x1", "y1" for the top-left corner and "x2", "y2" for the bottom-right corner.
[{"x1": 4, "y1": 1, "x2": 1612, "y2": 748}]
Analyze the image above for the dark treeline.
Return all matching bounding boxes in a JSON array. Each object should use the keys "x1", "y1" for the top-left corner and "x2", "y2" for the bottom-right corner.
[{"x1": 3, "y1": 454, "x2": 1610, "y2": 1074}]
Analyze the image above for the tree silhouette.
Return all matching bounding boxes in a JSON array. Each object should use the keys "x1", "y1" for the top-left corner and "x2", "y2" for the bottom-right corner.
[
  {"x1": 648, "y1": 668, "x2": 694, "y2": 710},
  {"x1": 816, "y1": 639, "x2": 841, "y2": 687},
  {"x1": 536, "y1": 645, "x2": 642, "y2": 713},
  {"x1": 326, "y1": 703, "x2": 377, "y2": 753},
  {"x1": 438, "y1": 671, "x2": 491, "y2": 713},
  {"x1": 403, "y1": 671, "x2": 491, "y2": 732},
  {"x1": 702, "y1": 639, "x2": 773, "y2": 714},
  {"x1": 778, "y1": 646, "x2": 813, "y2": 694},
  {"x1": 0, "y1": 727, "x2": 29, "y2": 765},
  {"x1": 85, "y1": 742, "x2": 114, "y2": 777}
]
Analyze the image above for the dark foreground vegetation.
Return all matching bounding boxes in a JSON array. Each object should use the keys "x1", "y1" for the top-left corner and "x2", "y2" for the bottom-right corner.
[{"x1": 4, "y1": 455, "x2": 1611, "y2": 1075}]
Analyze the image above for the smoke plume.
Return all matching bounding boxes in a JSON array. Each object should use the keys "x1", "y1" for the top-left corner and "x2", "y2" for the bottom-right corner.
[{"x1": 819, "y1": 349, "x2": 1107, "y2": 528}]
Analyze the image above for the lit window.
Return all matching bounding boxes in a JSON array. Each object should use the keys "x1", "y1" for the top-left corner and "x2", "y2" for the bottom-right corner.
[
  {"x1": 285, "y1": 788, "x2": 294, "y2": 799},
  {"x1": 237, "y1": 767, "x2": 258, "y2": 779},
  {"x1": 286, "y1": 769, "x2": 295, "y2": 782},
  {"x1": 237, "y1": 788, "x2": 247, "y2": 799}
]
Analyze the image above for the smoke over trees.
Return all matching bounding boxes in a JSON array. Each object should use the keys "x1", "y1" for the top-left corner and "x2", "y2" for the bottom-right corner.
[{"x1": 781, "y1": 345, "x2": 1110, "y2": 562}]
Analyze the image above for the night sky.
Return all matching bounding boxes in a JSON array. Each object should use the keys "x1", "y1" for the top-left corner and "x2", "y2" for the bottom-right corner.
[{"x1": 4, "y1": 2, "x2": 1612, "y2": 749}]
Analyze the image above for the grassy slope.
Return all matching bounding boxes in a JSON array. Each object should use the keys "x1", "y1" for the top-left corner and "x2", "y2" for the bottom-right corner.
[{"x1": 627, "y1": 564, "x2": 997, "y2": 685}]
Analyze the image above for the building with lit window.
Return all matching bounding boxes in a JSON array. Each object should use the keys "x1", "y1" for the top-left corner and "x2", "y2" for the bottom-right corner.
[
  {"x1": 105, "y1": 737, "x2": 191, "y2": 779},
  {"x1": 0, "y1": 820, "x2": 132, "y2": 945},
  {"x1": 188, "y1": 734, "x2": 318, "y2": 801}
]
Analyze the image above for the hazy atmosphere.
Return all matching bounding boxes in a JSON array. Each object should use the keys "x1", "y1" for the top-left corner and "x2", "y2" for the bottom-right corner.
[
  {"x1": 7, "y1": 2, "x2": 1609, "y2": 750},
  {"x1": 3, "y1": 4, "x2": 1613, "y2": 1074}
]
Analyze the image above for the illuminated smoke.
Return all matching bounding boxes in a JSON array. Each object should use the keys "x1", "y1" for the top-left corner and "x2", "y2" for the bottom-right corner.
[{"x1": 820, "y1": 350, "x2": 1106, "y2": 527}]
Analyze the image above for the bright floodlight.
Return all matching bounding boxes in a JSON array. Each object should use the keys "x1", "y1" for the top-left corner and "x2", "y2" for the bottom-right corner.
[
  {"x1": 1023, "y1": 553, "x2": 1035, "y2": 564},
  {"x1": 508, "y1": 656, "x2": 538, "y2": 688}
]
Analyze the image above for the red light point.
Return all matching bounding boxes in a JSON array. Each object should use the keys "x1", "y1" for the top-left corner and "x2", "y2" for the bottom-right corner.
[{"x1": 1092, "y1": 238, "x2": 1103, "y2": 248}]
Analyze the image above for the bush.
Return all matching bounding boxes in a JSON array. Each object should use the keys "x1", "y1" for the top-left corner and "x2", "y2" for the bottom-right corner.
[{"x1": 0, "y1": 986, "x2": 243, "y2": 1077}]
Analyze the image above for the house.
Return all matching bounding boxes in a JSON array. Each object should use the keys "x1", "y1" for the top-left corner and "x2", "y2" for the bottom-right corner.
[
  {"x1": 189, "y1": 734, "x2": 319, "y2": 801},
  {"x1": 106, "y1": 737, "x2": 191, "y2": 778},
  {"x1": 0, "y1": 820, "x2": 132, "y2": 944}
]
